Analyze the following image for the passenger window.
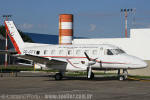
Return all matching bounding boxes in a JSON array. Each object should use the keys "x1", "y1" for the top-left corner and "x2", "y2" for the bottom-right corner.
[
  {"x1": 36, "y1": 51, "x2": 40, "y2": 55},
  {"x1": 59, "y1": 50, "x2": 64, "y2": 55},
  {"x1": 76, "y1": 50, "x2": 81, "y2": 55},
  {"x1": 99, "y1": 47, "x2": 104, "y2": 55},
  {"x1": 44, "y1": 50, "x2": 48, "y2": 55},
  {"x1": 107, "y1": 49, "x2": 113, "y2": 55},
  {"x1": 92, "y1": 50, "x2": 97, "y2": 55},
  {"x1": 68, "y1": 50, "x2": 73, "y2": 55},
  {"x1": 51, "y1": 50, "x2": 55, "y2": 55},
  {"x1": 85, "y1": 50, "x2": 89, "y2": 54}
]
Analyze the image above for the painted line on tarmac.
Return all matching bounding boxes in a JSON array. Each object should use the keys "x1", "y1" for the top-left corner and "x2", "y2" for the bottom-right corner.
[{"x1": 128, "y1": 77, "x2": 150, "y2": 82}]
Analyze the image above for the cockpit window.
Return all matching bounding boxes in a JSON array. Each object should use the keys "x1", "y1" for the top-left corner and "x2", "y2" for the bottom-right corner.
[
  {"x1": 107, "y1": 49, "x2": 113, "y2": 55},
  {"x1": 118, "y1": 49, "x2": 125, "y2": 54},
  {"x1": 106, "y1": 49, "x2": 125, "y2": 55},
  {"x1": 110, "y1": 49, "x2": 125, "y2": 55}
]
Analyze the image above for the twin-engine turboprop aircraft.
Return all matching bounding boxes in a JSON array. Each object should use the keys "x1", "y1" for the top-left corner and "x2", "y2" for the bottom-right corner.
[{"x1": 0, "y1": 21, "x2": 147, "y2": 80}]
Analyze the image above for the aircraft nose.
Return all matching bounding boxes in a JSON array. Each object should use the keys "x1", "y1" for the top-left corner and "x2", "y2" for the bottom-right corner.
[
  {"x1": 127, "y1": 55, "x2": 148, "y2": 69},
  {"x1": 138, "y1": 60, "x2": 148, "y2": 68},
  {"x1": 132, "y1": 58, "x2": 148, "y2": 69}
]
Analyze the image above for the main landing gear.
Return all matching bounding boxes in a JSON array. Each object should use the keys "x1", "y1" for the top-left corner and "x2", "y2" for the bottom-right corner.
[
  {"x1": 55, "y1": 72, "x2": 63, "y2": 80},
  {"x1": 118, "y1": 69, "x2": 128, "y2": 81},
  {"x1": 54, "y1": 71, "x2": 95, "y2": 80}
]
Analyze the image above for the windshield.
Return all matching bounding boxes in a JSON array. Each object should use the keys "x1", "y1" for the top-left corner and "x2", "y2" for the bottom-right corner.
[
  {"x1": 107, "y1": 49, "x2": 125, "y2": 55},
  {"x1": 107, "y1": 49, "x2": 114, "y2": 55},
  {"x1": 111, "y1": 49, "x2": 125, "y2": 55}
]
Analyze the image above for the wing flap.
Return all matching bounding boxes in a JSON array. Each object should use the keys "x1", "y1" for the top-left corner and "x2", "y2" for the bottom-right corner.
[{"x1": 16, "y1": 54, "x2": 67, "y2": 65}]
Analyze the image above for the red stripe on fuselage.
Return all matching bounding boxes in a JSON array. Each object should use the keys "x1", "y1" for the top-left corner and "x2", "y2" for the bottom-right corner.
[
  {"x1": 4, "y1": 22, "x2": 21, "y2": 54},
  {"x1": 42, "y1": 56, "x2": 86, "y2": 58},
  {"x1": 41, "y1": 56, "x2": 127, "y2": 64},
  {"x1": 66, "y1": 59, "x2": 81, "y2": 68}
]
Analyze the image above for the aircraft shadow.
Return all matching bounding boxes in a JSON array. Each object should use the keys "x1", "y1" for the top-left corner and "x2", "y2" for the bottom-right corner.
[
  {"x1": 47, "y1": 75, "x2": 121, "y2": 81},
  {"x1": 1, "y1": 73, "x2": 139, "y2": 81},
  {"x1": 47, "y1": 75, "x2": 141, "y2": 81}
]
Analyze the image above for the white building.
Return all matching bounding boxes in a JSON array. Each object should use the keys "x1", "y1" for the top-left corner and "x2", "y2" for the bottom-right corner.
[
  {"x1": 73, "y1": 29, "x2": 150, "y2": 76},
  {"x1": 73, "y1": 29, "x2": 150, "y2": 60}
]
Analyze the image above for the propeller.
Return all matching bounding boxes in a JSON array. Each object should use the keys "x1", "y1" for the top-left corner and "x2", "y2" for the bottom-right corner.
[
  {"x1": 84, "y1": 52, "x2": 98, "y2": 62},
  {"x1": 87, "y1": 65, "x2": 92, "y2": 78},
  {"x1": 84, "y1": 52, "x2": 97, "y2": 78},
  {"x1": 84, "y1": 52, "x2": 91, "y2": 61}
]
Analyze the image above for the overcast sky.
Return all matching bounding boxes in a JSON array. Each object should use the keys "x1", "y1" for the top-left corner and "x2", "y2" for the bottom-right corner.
[{"x1": 0, "y1": 0, "x2": 150, "y2": 38}]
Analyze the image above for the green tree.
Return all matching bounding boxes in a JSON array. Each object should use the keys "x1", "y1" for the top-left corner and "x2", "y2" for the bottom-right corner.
[
  {"x1": 0, "y1": 25, "x2": 33, "y2": 42},
  {"x1": 0, "y1": 25, "x2": 6, "y2": 37}
]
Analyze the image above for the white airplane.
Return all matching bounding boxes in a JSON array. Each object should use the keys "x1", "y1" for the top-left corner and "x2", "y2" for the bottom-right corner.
[{"x1": 1, "y1": 21, "x2": 148, "y2": 80}]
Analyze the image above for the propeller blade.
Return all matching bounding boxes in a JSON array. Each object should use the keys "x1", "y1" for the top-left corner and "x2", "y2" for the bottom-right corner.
[
  {"x1": 88, "y1": 66, "x2": 92, "y2": 78},
  {"x1": 84, "y1": 52, "x2": 91, "y2": 61}
]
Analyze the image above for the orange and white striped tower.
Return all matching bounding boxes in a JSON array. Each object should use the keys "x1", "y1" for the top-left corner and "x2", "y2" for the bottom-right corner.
[{"x1": 59, "y1": 14, "x2": 73, "y2": 45}]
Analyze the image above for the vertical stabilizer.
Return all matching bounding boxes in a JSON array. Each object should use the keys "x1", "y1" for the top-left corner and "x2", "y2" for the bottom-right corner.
[{"x1": 5, "y1": 21, "x2": 24, "y2": 54}]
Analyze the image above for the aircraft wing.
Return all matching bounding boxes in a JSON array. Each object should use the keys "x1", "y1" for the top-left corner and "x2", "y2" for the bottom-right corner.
[
  {"x1": 16, "y1": 54, "x2": 67, "y2": 65},
  {"x1": 0, "y1": 50, "x2": 67, "y2": 66},
  {"x1": 0, "y1": 50, "x2": 18, "y2": 55}
]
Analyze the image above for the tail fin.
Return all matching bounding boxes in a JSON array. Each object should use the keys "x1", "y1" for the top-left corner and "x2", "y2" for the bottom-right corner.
[{"x1": 5, "y1": 21, "x2": 24, "y2": 54}]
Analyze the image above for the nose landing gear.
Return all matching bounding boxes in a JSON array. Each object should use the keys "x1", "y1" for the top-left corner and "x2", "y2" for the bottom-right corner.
[{"x1": 118, "y1": 69, "x2": 128, "y2": 81}]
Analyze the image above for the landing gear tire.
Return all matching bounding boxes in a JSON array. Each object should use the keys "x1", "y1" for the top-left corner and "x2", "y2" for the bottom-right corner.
[
  {"x1": 55, "y1": 73, "x2": 63, "y2": 80},
  {"x1": 118, "y1": 75, "x2": 128, "y2": 81},
  {"x1": 118, "y1": 69, "x2": 128, "y2": 81},
  {"x1": 118, "y1": 76, "x2": 124, "y2": 81},
  {"x1": 123, "y1": 69, "x2": 128, "y2": 80}
]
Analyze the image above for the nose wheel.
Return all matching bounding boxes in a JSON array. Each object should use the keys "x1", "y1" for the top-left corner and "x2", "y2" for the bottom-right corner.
[{"x1": 118, "y1": 69, "x2": 128, "y2": 81}]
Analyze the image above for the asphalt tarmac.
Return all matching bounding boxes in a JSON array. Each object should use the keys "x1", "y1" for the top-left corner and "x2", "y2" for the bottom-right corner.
[{"x1": 0, "y1": 72, "x2": 150, "y2": 100}]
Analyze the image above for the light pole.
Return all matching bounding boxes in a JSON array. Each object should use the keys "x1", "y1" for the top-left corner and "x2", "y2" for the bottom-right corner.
[
  {"x1": 121, "y1": 9, "x2": 133, "y2": 38},
  {"x1": 2, "y1": 15, "x2": 12, "y2": 68}
]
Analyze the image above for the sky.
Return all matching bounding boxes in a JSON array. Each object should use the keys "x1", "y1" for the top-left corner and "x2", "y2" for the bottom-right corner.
[{"x1": 0, "y1": 0, "x2": 150, "y2": 38}]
